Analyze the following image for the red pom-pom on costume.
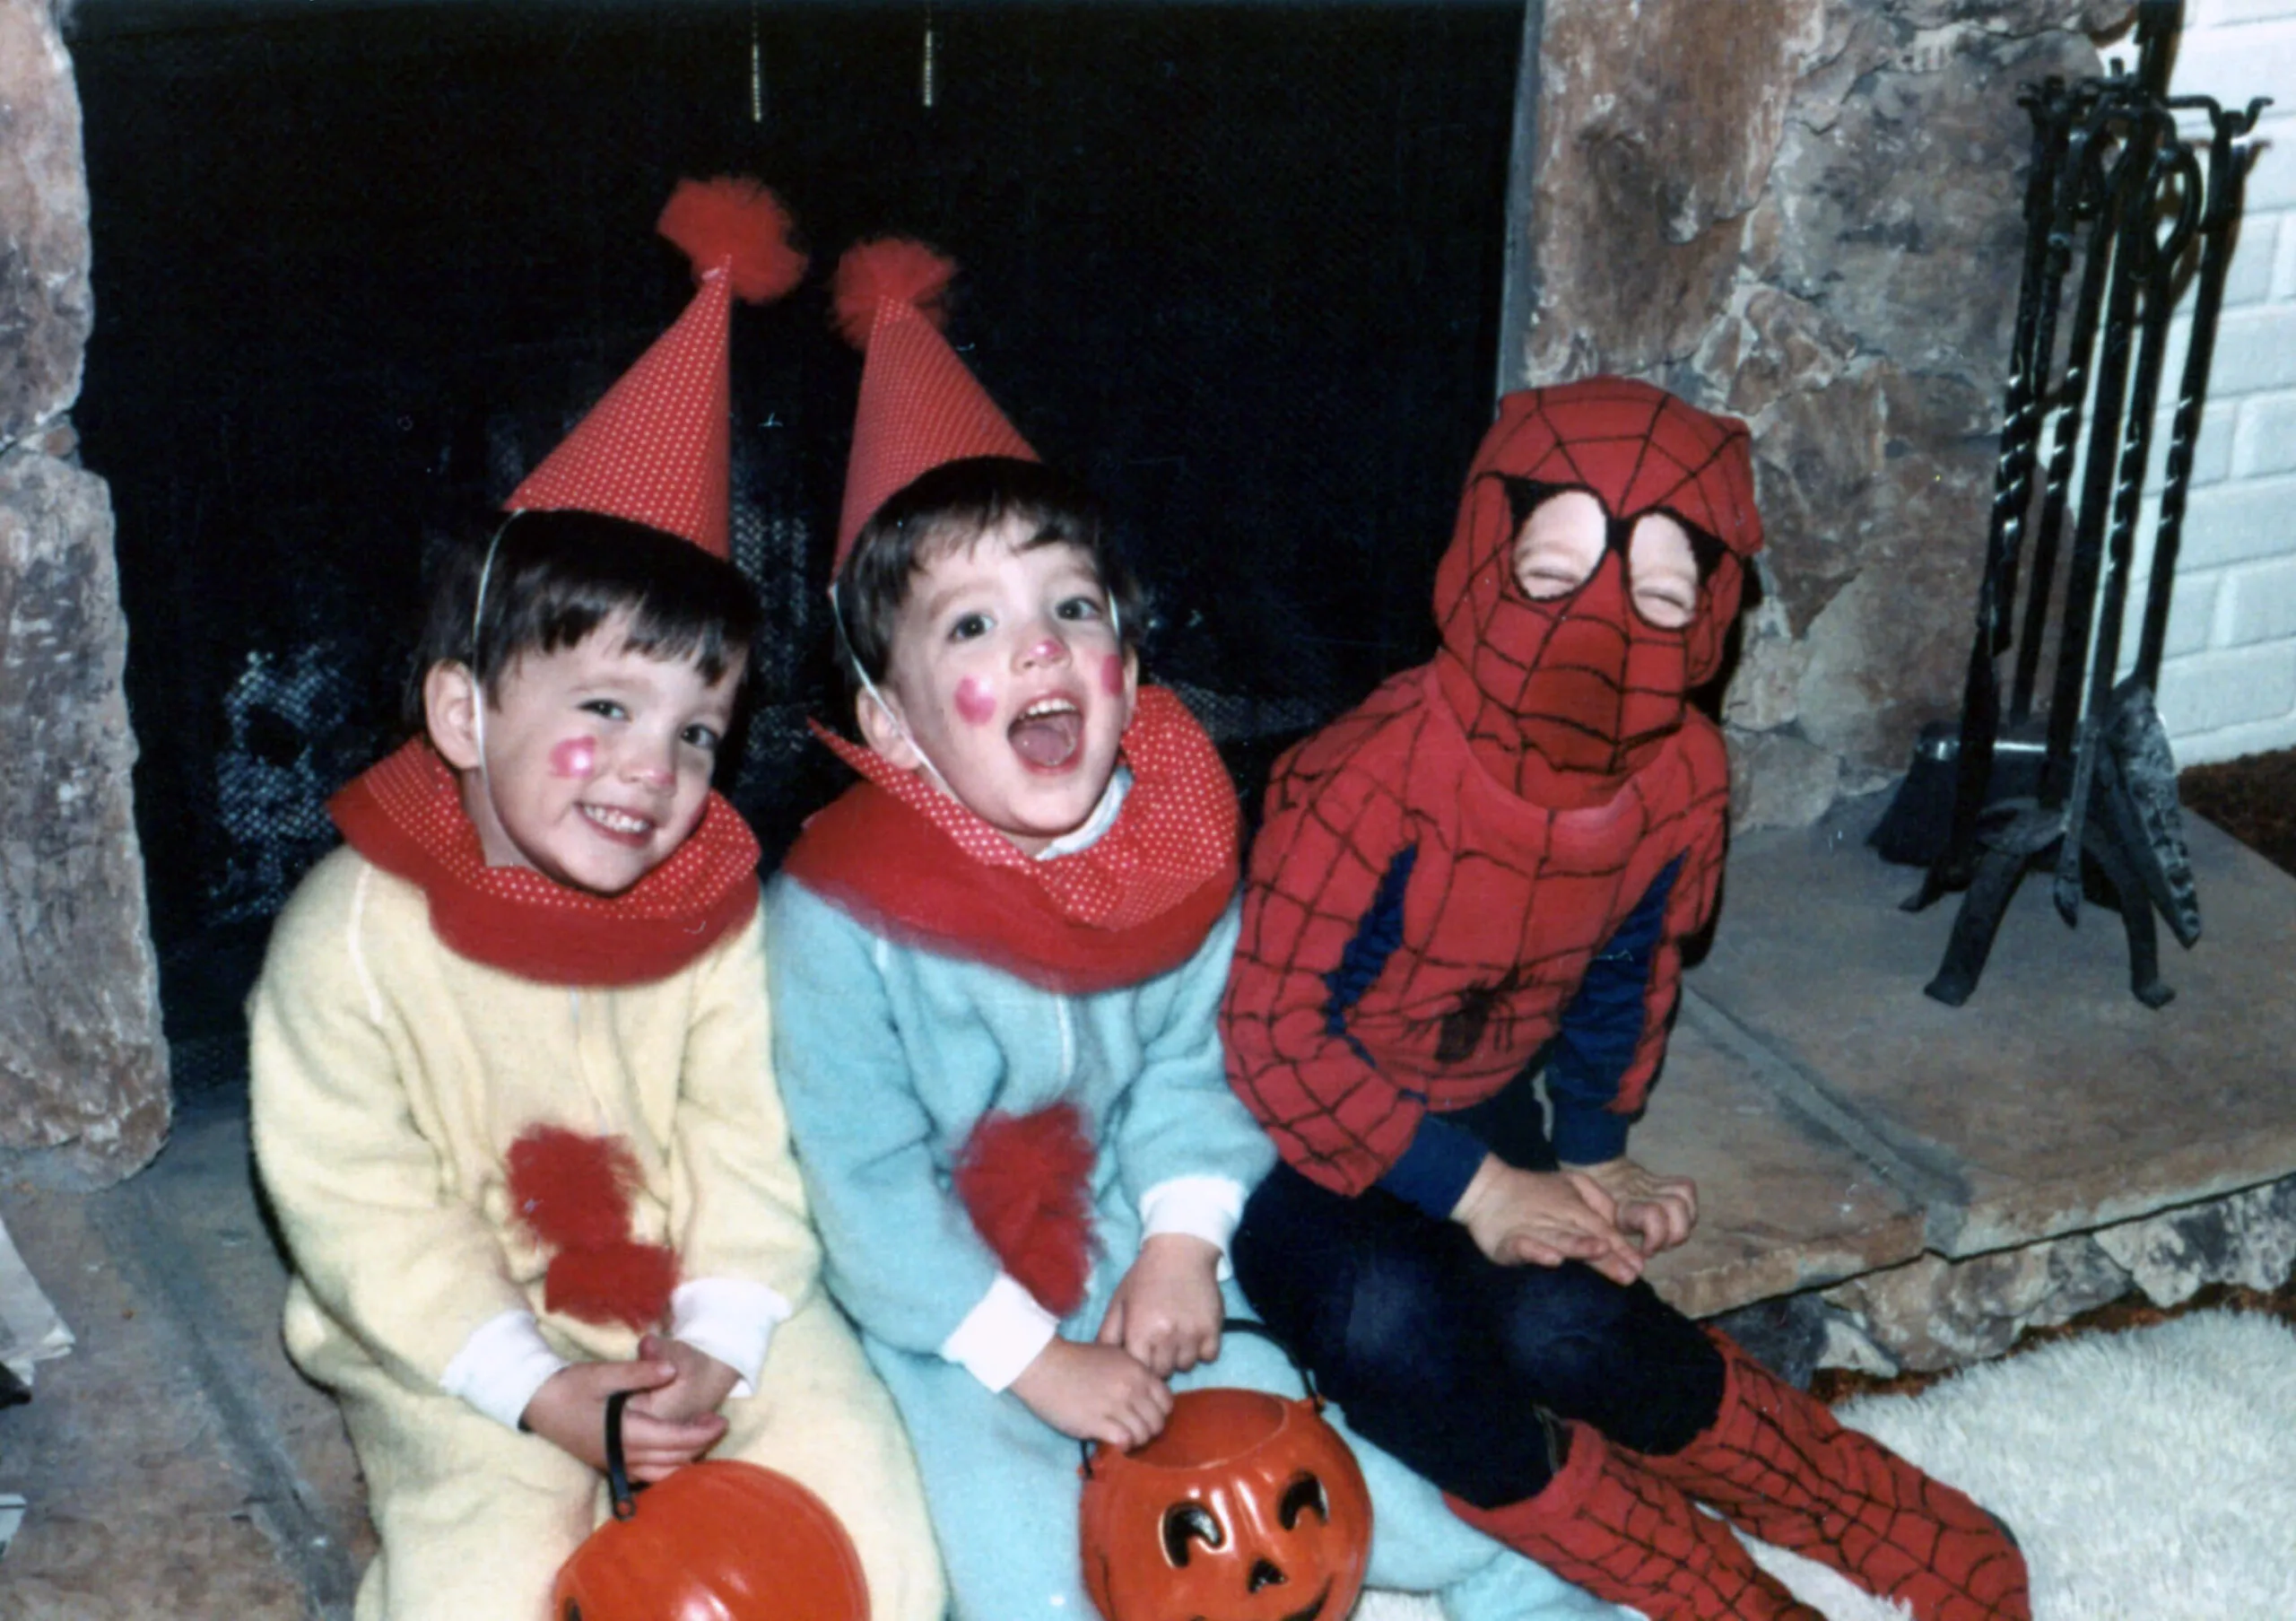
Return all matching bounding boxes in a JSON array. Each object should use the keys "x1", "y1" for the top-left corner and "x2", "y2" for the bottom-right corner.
[
  {"x1": 657, "y1": 176, "x2": 809, "y2": 305},
  {"x1": 953, "y1": 1104, "x2": 1098, "y2": 1317},
  {"x1": 831, "y1": 238, "x2": 957, "y2": 349},
  {"x1": 547, "y1": 1239, "x2": 681, "y2": 1331},
  {"x1": 508, "y1": 1126, "x2": 645, "y2": 1251},
  {"x1": 509, "y1": 1126, "x2": 681, "y2": 1329}
]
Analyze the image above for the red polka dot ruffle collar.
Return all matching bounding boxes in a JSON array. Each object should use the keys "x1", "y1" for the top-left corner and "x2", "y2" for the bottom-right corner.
[
  {"x1": 783, "y1": 686, "x2": 1239, "y2": 993},
  {"x1": 330, "y1": 738, "x2": 761, "y2": 987}
]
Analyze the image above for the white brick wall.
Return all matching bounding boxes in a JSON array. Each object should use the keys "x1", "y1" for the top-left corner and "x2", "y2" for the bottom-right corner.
[{"x1": 2102, "y1": 4, "x2": 2296, "y2": 763}]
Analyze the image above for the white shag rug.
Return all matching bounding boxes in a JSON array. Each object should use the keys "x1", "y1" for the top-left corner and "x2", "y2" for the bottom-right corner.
[{"x1": 1354, "y1": 1310, "x2": 2296, "y2": 1621}]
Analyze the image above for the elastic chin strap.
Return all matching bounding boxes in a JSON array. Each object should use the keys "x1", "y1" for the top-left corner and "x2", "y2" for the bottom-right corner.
[
  {"x1": 827, "y1": 580, "x2": 953, "y2": 792},
  {"x1": 465, "y1": 513, "x2": 517, "y2": 821}
]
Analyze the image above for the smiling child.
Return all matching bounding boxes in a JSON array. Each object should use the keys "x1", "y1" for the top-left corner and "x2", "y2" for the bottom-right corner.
[{"x1": 246, "y1": 182, "x2": 940, "y2": 1621}]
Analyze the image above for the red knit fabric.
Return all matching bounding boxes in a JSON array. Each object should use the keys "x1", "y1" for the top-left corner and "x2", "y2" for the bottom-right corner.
[
  {"x1": 829, "y1": 239, "x2": 1039, "y2": 571},
  {"x1": 1447, "y1": 1424, "x2": 1824, "y2": 1620},
  {"x1": 781, "y1": 687, "x2": 1239, "y2": 994},
  {"x1": 1221, "y1": 379, "x2": 1751, "y2": 1198},
  {"x1": 1636, "y1": 1333, "x2": 2031, "y2": 1621},
  {"x1": 330, "y1": 738, "x2": 761, "y2": 987},
  {"x1": 508, "y1": 178, "x2": 806, "y2": 557},
  {"x1": 1222, "y1": 665, "x2": 1729, "y2": 1196}
]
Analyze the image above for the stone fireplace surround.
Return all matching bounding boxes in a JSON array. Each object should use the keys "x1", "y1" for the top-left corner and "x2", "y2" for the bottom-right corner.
[
  {"x1": 22, "y1": 0, "x2": 2132, "y2": 1186},
  {"x1": 1, "y1": 0, "x2": 169, "y2": 1188},
  {"x1": 0, "y1": 0, "x2": 2236, "y2": 1206},
  {"x1": 1503, "y1": 0, "x2": 2137, "y2": 831},
  {"x1": 13, "y1": 10, "x2": 2296, "y2": 1599}
]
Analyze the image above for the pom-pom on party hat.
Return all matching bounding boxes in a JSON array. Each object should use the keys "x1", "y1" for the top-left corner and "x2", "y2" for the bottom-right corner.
[
  {"x1": 508, "y1": 177, "x2": 807, "y2": 558},
  {"x1": 831, "y1": 238, "x2": 1037, "y2": 571}
]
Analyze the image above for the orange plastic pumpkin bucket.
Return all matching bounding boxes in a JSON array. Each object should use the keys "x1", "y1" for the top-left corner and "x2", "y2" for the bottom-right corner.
[
  {"x1": 551, "y1": 1390, "x2": 869, "y2": 1621},
  {"x1": 1078, "y1": 1323, "x2": 1372, "y2": 1621}
]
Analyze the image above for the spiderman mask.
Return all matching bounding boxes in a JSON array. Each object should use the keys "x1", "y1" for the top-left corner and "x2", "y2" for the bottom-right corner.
[{"x1": 1433, "y1": 378, "x2": 1763, "y2": 793}]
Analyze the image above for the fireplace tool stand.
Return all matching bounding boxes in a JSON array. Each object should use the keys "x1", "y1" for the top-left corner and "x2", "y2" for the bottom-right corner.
[{"x1": 1890, "y1": 2, "x2": 2266, "y2": 1008}]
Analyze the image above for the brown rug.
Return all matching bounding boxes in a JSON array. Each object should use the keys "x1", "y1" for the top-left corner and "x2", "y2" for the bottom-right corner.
[{"x1": 2181, "y1": 746, "x2": 2296, "y2": 878}]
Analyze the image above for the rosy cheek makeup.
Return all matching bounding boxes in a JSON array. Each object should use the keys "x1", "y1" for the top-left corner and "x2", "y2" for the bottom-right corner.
[
  {"x1": 549, "y1": 736, "x2": 599, "y2": 779},
  {"x1": 952, "y1": 676, "x2": 998, "y2": 726},
  {"x1": 1099, "y1": 654, "x2": 1127, "y2": 696}
]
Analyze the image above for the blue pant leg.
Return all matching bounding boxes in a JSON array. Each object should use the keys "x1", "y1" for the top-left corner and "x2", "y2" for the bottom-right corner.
[
  {"x1": 871, "y1": 1346, "x2": 1098, "y2": 1621},
  {"x1": 866, "y1": 1172, "x2": 1164, "y2": 1618},
  {"x1": 1235, "y1": 1163, "x2": 1724, "y2": 1507}
]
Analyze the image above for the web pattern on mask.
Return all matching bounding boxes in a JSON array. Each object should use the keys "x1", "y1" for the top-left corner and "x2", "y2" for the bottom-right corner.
[
  {"x1": 1472, "y1": 379, "x2": 1754, "y2": 542},
  {"x1": 1434, "y1": 379, "x2": 1759, "y2": 794}
]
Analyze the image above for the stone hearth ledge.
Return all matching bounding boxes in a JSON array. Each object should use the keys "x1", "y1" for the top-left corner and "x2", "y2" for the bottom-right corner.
[{"x1": 1641, "y1": 798, "x2": 2296, "y2": 1370}]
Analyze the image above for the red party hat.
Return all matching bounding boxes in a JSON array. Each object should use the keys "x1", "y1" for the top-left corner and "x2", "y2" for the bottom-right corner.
[
  {"x1": 508, "y1": 177, "x2": 807, "y2": 558},
  {"x1": 831, "y1": 239, "x2": 1038, "y2": 571}
]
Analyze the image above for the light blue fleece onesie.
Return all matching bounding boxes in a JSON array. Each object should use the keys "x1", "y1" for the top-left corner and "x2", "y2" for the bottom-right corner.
[{"x1": 767, "y1": 874, "x2": 1621, "y2": 1621}]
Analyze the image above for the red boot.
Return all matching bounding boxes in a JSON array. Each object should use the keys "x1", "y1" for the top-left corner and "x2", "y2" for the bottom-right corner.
[
  {"x1": 1635, "y1": 1331, "x2": 2031, "y2": 1621},
  {"x1": 1446, "y1": 1420, "x2": 1823, "y2": 1620}
]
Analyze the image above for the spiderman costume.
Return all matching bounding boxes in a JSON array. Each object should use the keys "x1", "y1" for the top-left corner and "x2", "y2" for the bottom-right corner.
[{"x1": 1223, "y1": 378, "x2": 2029, "y2": 1621}]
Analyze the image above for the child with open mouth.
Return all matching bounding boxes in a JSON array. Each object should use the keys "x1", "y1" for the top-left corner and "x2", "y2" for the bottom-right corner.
[{"x1": 766, "y1": 239, "x2": 1620, "y2": 1621}]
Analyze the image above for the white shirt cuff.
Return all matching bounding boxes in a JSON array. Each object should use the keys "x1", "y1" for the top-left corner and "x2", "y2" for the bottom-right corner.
[
  {"x1": 439, "y1": 1310, "x2": 570, "y2": 1432},
  {"x1": 937, "y1": 1272, "x2": 1061, "y2": 1393},
  {"x1": 1139, "y1": 1174, "x2": 1247, "y2": 1277},
  {"x1": 669, "y1": 1277, "x2": 793, "y2": 1395}
]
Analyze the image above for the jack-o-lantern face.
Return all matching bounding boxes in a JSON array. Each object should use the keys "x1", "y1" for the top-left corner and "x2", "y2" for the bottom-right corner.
[
  {"x1": 552, "y1": 1459, "x2": 868, "y2": 1621},
  {"x1": 1080, "y1": 1387, "x2": 1373, "y2": 1621}
]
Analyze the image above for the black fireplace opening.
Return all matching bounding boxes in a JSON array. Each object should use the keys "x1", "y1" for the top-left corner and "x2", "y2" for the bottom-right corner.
[{"x1": 68, "y1": 0, "x2": 1525, "y2": 1094}]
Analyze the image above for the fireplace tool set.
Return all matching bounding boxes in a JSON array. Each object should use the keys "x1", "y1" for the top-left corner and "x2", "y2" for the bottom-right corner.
[{"x1": 1877, "y1": 1, "x2": 2267, "y2": 1008}]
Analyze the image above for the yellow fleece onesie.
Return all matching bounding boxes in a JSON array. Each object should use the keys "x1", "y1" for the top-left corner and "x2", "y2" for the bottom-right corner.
[{"x1": 248, "y1": 846, "x2": 944, "y2": 1621}]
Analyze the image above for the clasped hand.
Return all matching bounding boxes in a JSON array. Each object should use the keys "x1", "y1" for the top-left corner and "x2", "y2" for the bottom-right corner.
[
  {"x1": 1559, "y1": 1153, "x2": 1700, "y2": 1258},
  {"x1": 1451, "y1": 1156, "x2": 1648, "y2": 1284},
  {"x1": 1009, "y1": 1233, "x2": 1223, "y2": 1450},
  {"x1": 519, "y1": 1333, "x2": 740, "y2": 1484}
]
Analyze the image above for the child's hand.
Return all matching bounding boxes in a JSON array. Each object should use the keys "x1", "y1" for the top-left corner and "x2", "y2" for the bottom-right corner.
[
  {"x1": 1561, "y1": 1155, "x2": 1699, "y2": 1257},
  {"x1": 629, "y1": 1333, "x2": 744, "y2": 1425},
  {"x1": 520, "y1": 1357, "x2": 729, "y2": 1484},
  {"x1": 1009, "y1": 1338, "x2": 1173, "y2": 1449},
  {"x1": 1096, "y1": 1233, "x2": 1223, "y2": 1378},
  {"x1": 1450, "y1": 1157, "x2": 1645, "y2": 1285}
]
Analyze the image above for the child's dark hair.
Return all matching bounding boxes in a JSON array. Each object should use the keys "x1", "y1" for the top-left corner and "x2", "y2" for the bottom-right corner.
[
  {"x1": 833, "y1": 456, "x2": 1143, "y2": 688},
  {"x1": 406, "y1": 509, "x2": 761, "y2": 726}
]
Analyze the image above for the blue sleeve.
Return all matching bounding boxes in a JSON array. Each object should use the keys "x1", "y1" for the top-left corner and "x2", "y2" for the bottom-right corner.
[
  {"x1": 763, "y1": 876, "x2": 1007, "y2": 1355},
  {"x1": 1375, "y1": 1112, "x2": 1488, "y2": 1219},
  {"x1": 1114, "y1": 900, "x2": 1277, "y2": 1214},
  {"x1": 1546, "y1": 856, "x2": 1681, "y2": 1165}
]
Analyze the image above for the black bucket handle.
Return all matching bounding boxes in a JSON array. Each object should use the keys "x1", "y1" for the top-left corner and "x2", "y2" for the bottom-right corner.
[{"x1": 603, "y1": 1389, "x2": 640, "y2": 1521}]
